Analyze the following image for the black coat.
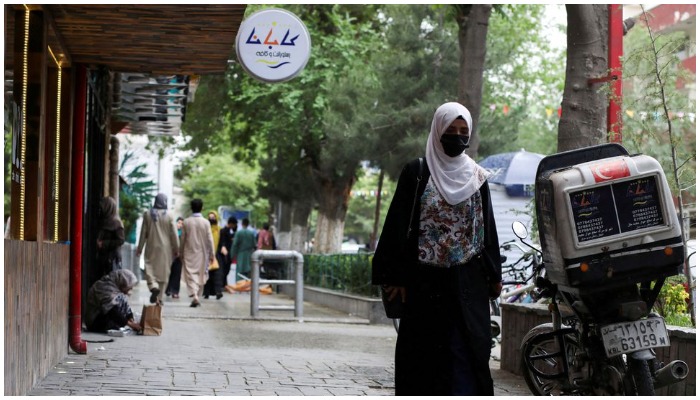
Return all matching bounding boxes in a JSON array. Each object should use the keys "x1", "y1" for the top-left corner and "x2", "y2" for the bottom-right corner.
[
  {"x1": 372, "y1": 158, "x2": 502, "y2": 395},
  {"x1": 97, "y1": 227, "x2": 125, "y2": 277}
]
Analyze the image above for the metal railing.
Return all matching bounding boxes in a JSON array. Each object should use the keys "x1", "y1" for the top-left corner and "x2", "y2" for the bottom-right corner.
[{"x1": 250, "y1": 250, "x2": 304, "y2": 320}]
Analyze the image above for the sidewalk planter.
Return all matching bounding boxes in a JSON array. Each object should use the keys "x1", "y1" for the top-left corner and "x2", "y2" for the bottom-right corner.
[
  {"x1": 279, "y1": 285, "x2": 391, "y2": 325},
  {"x1": 282, "y1": 253, "x2": 392, "y2": 324},
  {"x1": 500, "y1": 302, "x2": 696, "y2": 396}
]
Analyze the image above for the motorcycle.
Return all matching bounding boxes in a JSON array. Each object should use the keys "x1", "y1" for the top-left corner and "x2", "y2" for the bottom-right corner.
[{"x1": 517, "y1": 144, "x2": 689, "y2": 395}]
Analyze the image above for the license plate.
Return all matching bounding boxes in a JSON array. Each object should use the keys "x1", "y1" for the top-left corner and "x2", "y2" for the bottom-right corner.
[{"x1": 600, "y1": 317, "x2": 670, "y2": 357}]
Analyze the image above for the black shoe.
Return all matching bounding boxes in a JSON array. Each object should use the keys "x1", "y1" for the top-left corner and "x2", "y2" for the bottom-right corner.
[
  {"x1": 216, "y1": 293, "x2": 223, "y2": 300},
  {"x1": 150, "y1": 288, "x2": 160, "y2": 304},
  {"x1": 203, "y1": 295, "x2": 210, "y2": 299},
  {"x1": 190, "y1": 300, "x2": 200, "y2": 308}
]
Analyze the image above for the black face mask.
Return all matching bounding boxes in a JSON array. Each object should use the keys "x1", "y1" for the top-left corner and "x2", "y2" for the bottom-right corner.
[
  {"x1": 440, "y1": 134, "x2": 470, "y2": 157},
  {"x1": 209, "y1": 219, "x2": 217, "y2": 225}
]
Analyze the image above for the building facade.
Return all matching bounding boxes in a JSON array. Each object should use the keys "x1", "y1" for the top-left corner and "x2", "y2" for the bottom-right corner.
[{"x1": 3, "y1": 5, "x2": 246, "y2": 394}]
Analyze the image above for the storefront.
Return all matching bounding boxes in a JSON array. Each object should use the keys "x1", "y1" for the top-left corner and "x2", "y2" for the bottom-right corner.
[{"x1": 4, "y1": 5, "x2": 246, "y2": 394}]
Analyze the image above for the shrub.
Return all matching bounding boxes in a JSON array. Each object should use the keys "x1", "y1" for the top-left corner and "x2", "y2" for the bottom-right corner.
[
  {"x1": 653, "y1": 275, "x2": 692, "y2": 327},
  {"x1": 303, "y1": 253, "x2": 379, "y2": 297}
]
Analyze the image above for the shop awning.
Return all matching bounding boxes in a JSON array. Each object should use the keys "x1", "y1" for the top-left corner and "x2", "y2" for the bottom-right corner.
[{"x1": 6, "y1": 4, "x2": 247, "y2": 135}]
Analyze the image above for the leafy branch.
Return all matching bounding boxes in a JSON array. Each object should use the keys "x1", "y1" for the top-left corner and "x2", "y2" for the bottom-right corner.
[{"x1": 637, "y1": 5, "x2": 695, "y2": 325}]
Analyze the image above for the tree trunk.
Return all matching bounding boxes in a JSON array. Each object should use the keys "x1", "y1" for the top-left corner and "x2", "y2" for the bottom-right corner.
[
  {"x1": 456, "y1": 4, "x2": 492, "y2": 159},
  {"x1": 369, "y1": 168, "x2": 384, "y2": 251},
  {"x1": 274, "y1": 200, "x2": 293, "y2": 250},
  {"x1": 274, "y1": 200, "x2": 312, "y2": 253},
  {"x1": 559, "y1": 5, "x2": 609, "y2": 152},
  {"x1": 290, "y1": 200, "x2": 312, "y2": 253},
  {"x1": 313, "y1": 176, "x2": 355, "y2": 254}
]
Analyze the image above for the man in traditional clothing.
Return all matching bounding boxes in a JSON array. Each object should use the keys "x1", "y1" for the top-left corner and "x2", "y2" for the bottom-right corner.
[
  {"x1": 231, "y1": 218, "x2": 256, "y2": 278},
  {"x1": 179, "y1": 198, "x2": 215, "y2": 307},
  {"x1": 136, "y1": 193, "x2": 179, "y2": 305}
]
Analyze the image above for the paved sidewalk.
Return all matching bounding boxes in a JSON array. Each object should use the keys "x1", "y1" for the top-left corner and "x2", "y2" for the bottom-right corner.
[{"x1": 28, "y1": 280, "x2": 531, "y2": 396}]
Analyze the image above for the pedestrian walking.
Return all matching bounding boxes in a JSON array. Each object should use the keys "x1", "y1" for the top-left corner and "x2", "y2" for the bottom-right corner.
[
  {"x1": 257, "y1": 222, "x2": 282, "y2": 278},
  {"x1": 85, "y1": 269, "x2": 142, "y2": 333},
  {"x1": 218, "y1": 216, "x2": 237, "y2": 285},
  {"x1": 96, "y1": 197, "x2": 126, "y2": 277},
  {"x1": 166, "y1": 217, "x2": 184, "y2": 298},
  {"x1": 230, "y1": 218, "x2": 256, "y2": 278},
  {"x1": 257, "y1": 222, "x2": 275, "y2": 250},
  {"x1": 372, "y1": 102, "x2": 503, "y2": 396},
  {"x1": 136, "y1": 193, "x2": 179, "y2": 305},
  {"x1": 203, "y1": 210, "x2": 224, "y2": 300},
  {"x1": 179, "y1": 199, "x2": 215, "y2": 308}
]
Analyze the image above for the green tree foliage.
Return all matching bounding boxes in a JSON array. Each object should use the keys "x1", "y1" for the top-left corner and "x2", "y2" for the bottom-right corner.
[
  {"x1": 177, "y1": 153, "x2": 268, "y2": 226},
  {"x1": 478, "y1": 4, "x2": 565, "y2": 158},
  {"x1": 119, "y1": 151, "x2": 158, "y2": 243},
  {"x1": 182, "y1": 5, "x2": 567, "y2": 250},
  {"x1": 622, "y1": 23, "x2": 696, "y2": 196},
  {"x1": 622, "y1": 9, "x2": 696, "y2": 324},
  {"x1": 653, "y1": 276, "x2": 692, "y2": 327},
  {"x1": 367, "y1": 4, "x2": 564, "y2": 181},
  {"x1": 218, "y1": 4, "x2": 385, "y2": 252},
  {"x1": 365, "y1": 4, "x2": 461, "y2": 179},
  {"x1": 344, "y1": 167, "x2": 397, "y2": 244}
]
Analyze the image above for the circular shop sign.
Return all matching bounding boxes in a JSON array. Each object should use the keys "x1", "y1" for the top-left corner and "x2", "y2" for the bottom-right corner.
[{"x1": 236, "y1": 8, "x2": 312, "y2": 83}]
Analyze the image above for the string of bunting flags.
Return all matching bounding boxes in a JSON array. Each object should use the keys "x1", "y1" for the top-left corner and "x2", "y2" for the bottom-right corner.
[{"x1": 488, "y1": 103, "x2": 696, "y2": 122}]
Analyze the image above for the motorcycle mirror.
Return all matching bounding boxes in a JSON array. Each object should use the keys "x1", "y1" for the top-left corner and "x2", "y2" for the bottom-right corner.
[{"x1": 512, "y1": 221, "x2": 529, "y2": 239}]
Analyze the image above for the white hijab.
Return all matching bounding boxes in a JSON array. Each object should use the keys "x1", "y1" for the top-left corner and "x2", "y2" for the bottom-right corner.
[{"x1": 425, "y1": 102, "x2": 489, "y2": 205}]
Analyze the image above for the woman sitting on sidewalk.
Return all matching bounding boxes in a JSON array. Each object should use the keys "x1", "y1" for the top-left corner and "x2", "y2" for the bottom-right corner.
[{"x1": 85, "y1": 269, "x2": 142, "y2": 333}]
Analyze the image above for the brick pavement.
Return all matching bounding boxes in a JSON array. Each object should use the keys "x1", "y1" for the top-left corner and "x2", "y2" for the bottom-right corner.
[{"x1": 27, "y1": 281, "x2": 531, "y2": 396}]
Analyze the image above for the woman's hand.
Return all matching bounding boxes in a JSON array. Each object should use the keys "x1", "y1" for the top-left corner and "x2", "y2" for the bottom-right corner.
[
  {"x1": 489, "y1": 281, "x2": 503, "y2": 300},
  {"x1": 127, "y1": 319, "x2": 142, "y2": 332},
  {"x1": 383, "y1": 286, "x2": 407, "y2": 303}
]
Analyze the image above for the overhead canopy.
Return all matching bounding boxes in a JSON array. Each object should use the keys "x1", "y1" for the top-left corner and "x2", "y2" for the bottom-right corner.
[
  {"x1": 6, "y1": 4, "x2": 247, "y2": 136},
  {"x1": 43, "y1": 4, "x2": 246, "y2": 75}
]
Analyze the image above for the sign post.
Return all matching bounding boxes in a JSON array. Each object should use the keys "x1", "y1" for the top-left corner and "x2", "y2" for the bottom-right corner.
[{"x1": 236, "y1": 8, "x2": 311, "y2": 83}]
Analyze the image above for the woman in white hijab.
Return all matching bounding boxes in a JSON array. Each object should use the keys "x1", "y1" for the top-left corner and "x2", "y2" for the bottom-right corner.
[{"x1": 372, "y1": 102, "x2": 503, "y2": 395}]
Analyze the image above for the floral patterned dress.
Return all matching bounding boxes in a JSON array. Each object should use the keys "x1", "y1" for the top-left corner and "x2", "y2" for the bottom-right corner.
[{"x1": 418, "y1": 177, "x2": 485, "y2": 267}]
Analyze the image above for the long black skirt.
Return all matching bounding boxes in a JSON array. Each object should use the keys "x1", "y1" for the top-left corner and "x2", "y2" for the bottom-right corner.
[{"x1": 395, "y1": 263, "x2": 494, "y2": 396}]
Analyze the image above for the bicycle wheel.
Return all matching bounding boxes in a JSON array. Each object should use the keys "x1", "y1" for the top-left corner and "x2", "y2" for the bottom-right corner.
[{"x1": 520, "y1": 323, "x2": 582, "y2": 395}]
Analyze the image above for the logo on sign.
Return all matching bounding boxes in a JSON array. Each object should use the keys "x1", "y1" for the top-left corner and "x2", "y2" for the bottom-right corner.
[
  {"x1": 590, "y1": 159, "x2": 630, "y2": 183},
  {"x1": 236, "y1": 9, "x2": 311, "y2": 83}
]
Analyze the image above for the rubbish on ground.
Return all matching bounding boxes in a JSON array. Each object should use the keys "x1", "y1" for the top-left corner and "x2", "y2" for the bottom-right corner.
[
  {"x1": 225, "y1": 280, "x2": 273, "y2": 294},
  {"x1": 107, "y1": 327, "x2": 136, "y2": 337}
]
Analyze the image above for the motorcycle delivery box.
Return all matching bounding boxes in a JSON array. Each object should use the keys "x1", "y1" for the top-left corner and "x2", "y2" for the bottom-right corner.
[
  {"x1": 534, "y1": 144, "x2": 684, "y2": 357},
  {"x1": 521, "y1": 143, "x2": 689, "y2": 394},
  {"x1": 535, "y1": 145, "x2": 684, "y2": 291}
]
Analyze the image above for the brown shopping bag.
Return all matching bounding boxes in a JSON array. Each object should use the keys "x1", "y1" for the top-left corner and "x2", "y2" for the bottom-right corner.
[{"x1": 139, "y1": 304, "x2": 163, "y2": 336}]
